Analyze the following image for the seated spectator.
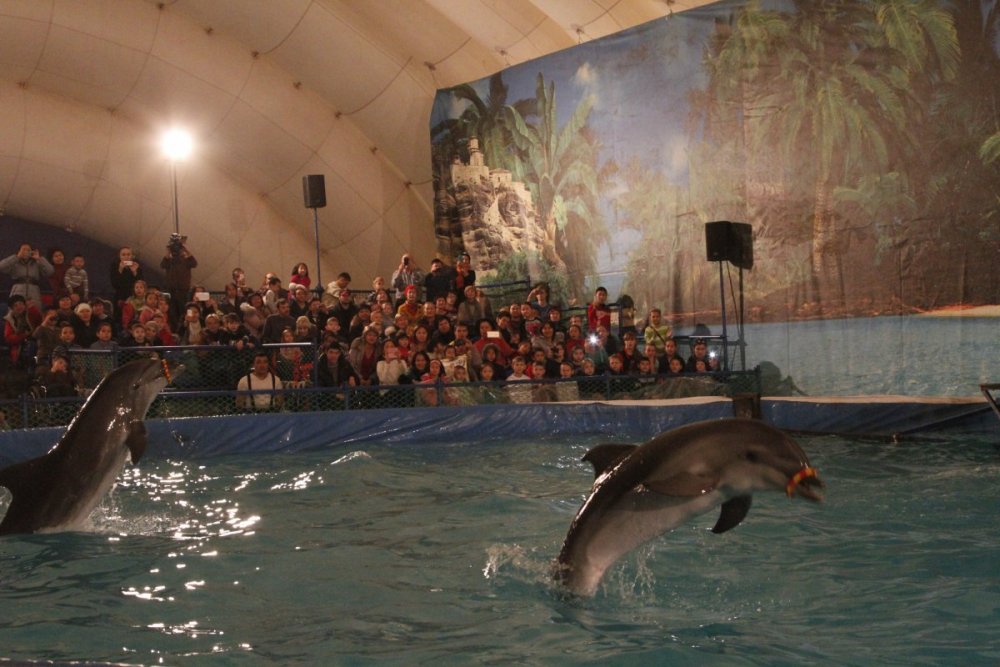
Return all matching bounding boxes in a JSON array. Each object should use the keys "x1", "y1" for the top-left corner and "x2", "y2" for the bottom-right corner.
[
  {"x1": 64, "y1": 253, "x2": 89, "y2": 302},
  {"x1": 216, "y1": 282, "x2": 244, "y2": 317},
  {"x1": 347, "y1": 303, "x2": 373, "y2": 342},
  {"x1": 89, "y1": 298, "x2": 116, "y2": 337},
  {"x1": 262, "y1": 276, "x2": 288, "y2": 314},
  {"x1": 51, "y1": 322, "x2": 82, "y2": 361},
  {"x1": 4, "y1": 295, "x2": 37, "y2": 368},
  {"x1": 219, "y1": 312, "x2": 258, "y2": 352},
  {"x1": 395, "y1": 285, "x2": 421, "y2": 320},
  {"x1": 521, "y1": 302, "x2": 542, "y2": 338},
  {"x1": 348, "y1": 325, "x2": 381, "y2": 386},
  {"x1": 587, "y1": 286, "x2": 611, "y2": 333},
  {"x1": 410, "y1": 324, "x2": 432, "y2": 361},
  {"x1": 236, "y1": 352, "x2": 282, "y2": 411},
  {"x1": 643, "y1": 340, "x2": 666, "y2": 374},
  {"x1": 90, "y1": 322, "x2": 118, "y2": 350},
  {"x1": 120, "y1": 280, "x2": 147, "y2": 329},
  {"x1": 663, "y1": 337, "x2": 684, "y2": 370},
  {"x1": 577, "y1": 358, "x2": 604, "y2": 397},
  {"x1": 667, "y1": 356, "x2": 685, "y2": 375},
  {"x1": 316, "y1": 345, "x2": 359, "y2": 388},
  {"x1": 289, "y1": 262, "x2": 311, "y2": 290},
  {"x1": 200, "y1": 313, "x2": 225, "y2": 345},
  {"x1": 240, "y1": 303, "x2": 264, "y2": 341},
  {"x1": 406, "y1": 351, "x2": 431, "y2": 383},
  {"x1": 505, "y1": 355, "x2": 532, "y2": 404},
  {"x1": 32, "y1": 308, "x2": 62, "y2": 366},
  {"x1": 289, "y1": 283, "x2": 312, "y2": 319},
  {"x1": 70, "y1": 302, "x2": 97, "y2": 347},
  {"x1": 555, "y1": 361, "x2": 581, "y2": 401},
  {"x1": 644, "y1": 308, "x2": 672, "y2": 353},
  {"x1": 54, "y1": 294, "x2": 75, "y2": 324},
  {"x1": 35, "y1": 354, "x2": 79, "y2": 397},
  {"x1": 636, "y1": 358, "x2": 659, "y2": 386},
  {"x1": 527, "y1": 282, "x2": 552, "y2": 320},
  {"x1": 322, "y1": 271, "x2": 352, "y2": 307},
  {"x1": 329, "y1": 288, "x2": 359, "y2": 334},
  {"x1": 177, "y1": 306, "x2": 204, "y2": 345},
  {"x1": 619, "y1": 332, "x2": 641, "y2": 372},
  {"x1": 120, "y1": 320, "x2": 152, "y2": 348},
  {"x1": 456, "y1": 285, "x2": 485, "y2": 327},
  {"x1": 686, "y1": 339, "x2": 711, "y2": 373},
  {"x1": 319, "y1": 316, "x2": 349, "y2": 352},
  {"x1": 294, "y1": 315, "x2": 317, "y2": 344},
  {"x1": 366, "y1": 276, "x2": 387, "y2": 304},
  {"x1": 261, "y1": 299, "x2": 295, "y2": 344},
  {"x1": 430, "y1": 316, "x2": 455, "y2": 349},
  {"x1": 145, "y1": 319, "x2": 176, "y2": 346},
  {"x1": 424, "y1": 258, "x2": 455, "y2": 303},
  {"x1": 376, "y1": 339, "x2": 409, "y2": 387}
]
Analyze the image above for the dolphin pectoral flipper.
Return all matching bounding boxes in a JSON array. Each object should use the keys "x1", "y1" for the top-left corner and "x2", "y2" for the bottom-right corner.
[
  {"x1": 125, "y1": 420, "x2": 148, "y2": 464},
  {"x1": 582, "y1": 444, "x2": 637, "y2": 478},
  {"x1": 645, "y1": 472, "x2": 718, "y2": 497},
  {"x1": 712, "y1": 496, "x2": 752, "y2": 534}
]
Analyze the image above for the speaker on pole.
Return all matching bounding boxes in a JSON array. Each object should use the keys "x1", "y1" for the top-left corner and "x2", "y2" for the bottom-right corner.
[
  {"x1": 302, "y1": 174, "x2": 327, "y2": 209},
  {"x1": 705, "y1": 221, "x2": 753, "y2": 270}
]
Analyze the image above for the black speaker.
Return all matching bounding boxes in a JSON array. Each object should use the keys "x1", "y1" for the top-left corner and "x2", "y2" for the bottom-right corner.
[
  {"x1": 302, "y1": 174, "x2": 327, "y2": 209},
  {"x1": 705, "y1": 221, "x2": 753, "y2": 270}
]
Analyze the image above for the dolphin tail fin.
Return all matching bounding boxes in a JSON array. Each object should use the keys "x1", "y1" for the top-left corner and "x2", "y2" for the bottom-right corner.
[
  {"x1": 582, "y1": 444, "x2": 636, "y2": 478},
  {"x1": 712, "y1": 496, "x2": 752, "y2": 533},
  {"x1": 125, "y1": 420, "x2": 148, "y2": 464}
]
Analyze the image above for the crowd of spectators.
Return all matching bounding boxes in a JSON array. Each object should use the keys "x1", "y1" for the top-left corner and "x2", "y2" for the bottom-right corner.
[{"x1": 3, "y1": 242, "x2": 722, "y2": 404}]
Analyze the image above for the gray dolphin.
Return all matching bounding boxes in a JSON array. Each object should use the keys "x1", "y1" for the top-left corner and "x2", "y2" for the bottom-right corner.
[
  {"x1": 555, "y1": 418, "x2": 824, "y2": 596},
  {"x1": 0, "y1": 358, "x2": 180, "y2": 536}
]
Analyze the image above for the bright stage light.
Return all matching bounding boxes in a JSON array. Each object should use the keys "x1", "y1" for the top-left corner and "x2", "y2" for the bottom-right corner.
[{"x1": 161, "y1": 128, "x2": 193, "y2": 161}]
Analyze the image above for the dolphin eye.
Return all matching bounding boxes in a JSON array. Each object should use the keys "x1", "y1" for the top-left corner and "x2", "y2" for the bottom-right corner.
[
  {"x1": 745, "y1": 451, "x2": 759, "y2": 463},
  {"x1": 133, "y1": 381, "x2": 141, "y2": 390}
]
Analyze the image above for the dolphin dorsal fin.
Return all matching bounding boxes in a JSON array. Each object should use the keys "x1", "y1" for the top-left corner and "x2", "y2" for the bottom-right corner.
[
  {"x1": 125, "y1": 420, "x2": 148, "y2": 464},
  {"x1": 712, "y1": 496, "x2": 752, "y2": 534},
  {"x1": 582, "y1": 444, "x2": 636, "y2": 478}
]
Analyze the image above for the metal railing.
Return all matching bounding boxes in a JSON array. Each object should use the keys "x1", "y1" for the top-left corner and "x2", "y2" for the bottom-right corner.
[{"x1": 0, "y1": 367, "x2": 760, "y2": 431}]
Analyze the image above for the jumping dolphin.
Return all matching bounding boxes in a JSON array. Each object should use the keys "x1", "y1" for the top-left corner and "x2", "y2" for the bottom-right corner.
[
  {"x1": 555, "y1": 418, "x2": 824, "y2": 596},
  {"x1": 0, "y1": 358, "x2": 179, "y2": 536}
]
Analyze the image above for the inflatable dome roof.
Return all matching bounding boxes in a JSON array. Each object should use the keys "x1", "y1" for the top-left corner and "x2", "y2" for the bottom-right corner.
[{"x1": 0, "y1": 0, "x2": 706, "y2": 287}]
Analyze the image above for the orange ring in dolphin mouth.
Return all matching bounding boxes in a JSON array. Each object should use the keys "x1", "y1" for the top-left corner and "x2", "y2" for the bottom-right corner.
[
  {"x1": 161, "y1": 358, "x2": 172, "y2": 385},
  {"x1": 786, "y1": 466, "x2": 819, "y2": 497}
]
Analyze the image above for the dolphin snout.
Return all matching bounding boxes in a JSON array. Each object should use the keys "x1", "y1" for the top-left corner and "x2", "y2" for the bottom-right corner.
[{"x1": 790, "y1": 472, "x2": 824, "y2": 502}]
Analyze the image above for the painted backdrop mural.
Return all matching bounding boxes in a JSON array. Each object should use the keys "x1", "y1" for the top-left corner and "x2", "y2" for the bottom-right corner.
[{"x1": 430, "y1": 0, "x2": 1000, "y2": 328}]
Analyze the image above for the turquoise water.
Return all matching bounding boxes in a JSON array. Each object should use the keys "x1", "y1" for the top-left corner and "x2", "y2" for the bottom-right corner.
[{"x1": 1, "y1": 434, "x2": 999, "y2": 665}]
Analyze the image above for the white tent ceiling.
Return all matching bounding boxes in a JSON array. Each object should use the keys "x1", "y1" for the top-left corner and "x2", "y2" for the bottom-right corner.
[{"x1": 0, "y1": 0, "x2": 711, "y2": 289}]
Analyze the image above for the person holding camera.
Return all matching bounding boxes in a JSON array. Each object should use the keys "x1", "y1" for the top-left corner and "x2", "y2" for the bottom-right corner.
[
  {"x1": 391, "y1": 253, "x2": 424, "y2": 306},
  {"x1": 1, "y1": 243, "x2": 54, "y2": 310},
  {"x1": 109, "y1": 246, "x2": 144, "y2": 310},
  {"x1": 161, "y1": 234, "x2": 198, "y2": 330}
]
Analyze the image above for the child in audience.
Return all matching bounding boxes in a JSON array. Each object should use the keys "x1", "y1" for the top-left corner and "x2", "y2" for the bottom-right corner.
[{"x1": 63, "y1": 253, "x2": 89, "y2": 301}]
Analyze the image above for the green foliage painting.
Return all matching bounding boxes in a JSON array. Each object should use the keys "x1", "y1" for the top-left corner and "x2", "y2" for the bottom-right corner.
[{"x1": 430, "y1": 0, "x2": 1000, "y2": 322}]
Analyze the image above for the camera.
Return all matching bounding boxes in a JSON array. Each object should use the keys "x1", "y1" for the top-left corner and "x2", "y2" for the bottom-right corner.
[
  {"x1": 168, "y1": 233, "x2": 187, "y2": 255},
  {"x1": 587, "y1": 333, "x2": 600, "y2": 346}
]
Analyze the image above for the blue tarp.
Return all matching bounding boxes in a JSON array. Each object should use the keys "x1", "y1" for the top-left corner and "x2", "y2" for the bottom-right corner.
[{"x1": 1, "y1": 397, "x2": 994, "y2": 468}]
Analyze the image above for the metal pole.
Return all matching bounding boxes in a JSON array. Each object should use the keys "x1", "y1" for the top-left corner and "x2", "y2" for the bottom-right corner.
[
  {"x1": 171, "y1": 161, "x2": 180, "y2": 234},
  {"x1": 718, "y1": 260, "x2": 729, "y2": 372},
  {"x1": 312, "y1": 207, "x2": 322, "y2": 293}
]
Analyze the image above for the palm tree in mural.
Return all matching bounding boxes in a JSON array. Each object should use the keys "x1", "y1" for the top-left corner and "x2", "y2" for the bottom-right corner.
[
  {"x1": 705, "y1": 0, "x2": 959, "y2": 301},
  {"x1": 502, "y1": 73, "x2": 608, "y2": 297},
  {"x1": 981, "y1": 131, "x2": 1000, "y2": 165},
  {"x1": 431, "y1": 72, "x2": 534, "y2": 173}
]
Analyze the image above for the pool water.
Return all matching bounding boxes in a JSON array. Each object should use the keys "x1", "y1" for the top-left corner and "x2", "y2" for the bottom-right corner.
[{"x1": 1, "y1": 434, "x2": 998, "y2": 664}]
